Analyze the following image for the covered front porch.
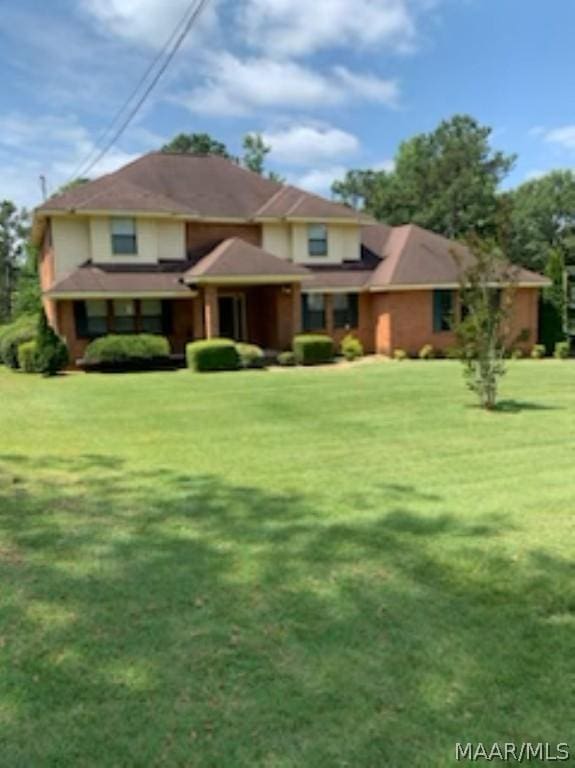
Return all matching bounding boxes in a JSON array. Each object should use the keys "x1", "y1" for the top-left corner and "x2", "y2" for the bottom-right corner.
[{"x1": 195, "y1": 282, "x2": 302, "y2": 350}]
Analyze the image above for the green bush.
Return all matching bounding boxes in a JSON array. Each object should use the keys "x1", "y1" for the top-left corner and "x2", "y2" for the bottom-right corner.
[
  {"x1": 277, "y1": 351, "x2": 296, "y2": 367},
  {"x1": 445, "y1": 346, "x2": 462, "y2": 360},
  {"x1": 186, "y1": 338, "x2": 240, "y2": 372},
  {"x1": 293, "y1": 335, "x2": 334, "y2": 366},
  {"x1": 531, "y1": 344, "x2": 546, "y2": 360},
  {"x1": 85, "y1": 334, "x2": 170, "y2": 365},
  {"x1": 554, "y1": 341, "x2": 570, "y2": 360},
  {"x1": 393, "y1": 348, "x2": 408, "y2": 361},
  {"x1": 510, "y1": 348, "x2": 524, "y2": 360},
  {"x1": 17, "y1": 341, "x2": 40, "y2": 373},
  {"x1": 36, "y1": 309, "x2": 69, "y2": 375},
  {"x1": 341, "y1": 334, "x2": 363, "y2": 361},
  {"x1": 418, "y1": 344, "x2": 435, "y2": 360},
  {"x1": 236, "y1": 343, "x2": 266, "y2": 369},
  {"x1": 0, "y1": 315, "x2": 37, "y2": 369}
]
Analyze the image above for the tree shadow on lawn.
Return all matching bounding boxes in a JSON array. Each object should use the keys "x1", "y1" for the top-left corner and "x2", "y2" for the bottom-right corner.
[{"x1": 0, "y1": 454, "x2": 573, "y2": 767}]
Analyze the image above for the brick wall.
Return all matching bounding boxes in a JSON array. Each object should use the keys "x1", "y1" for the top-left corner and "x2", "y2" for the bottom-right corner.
[
  {"x1": 372, "y1": 287, "x2": 540, "y2": 356},
  {"x1": 186, "y1": 223, "x2": 261, "y2": 255}
]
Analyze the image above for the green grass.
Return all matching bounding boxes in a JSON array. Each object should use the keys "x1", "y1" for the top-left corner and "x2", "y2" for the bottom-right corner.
[{"x1": 1, "y1": 361, "x2": 574, "y2": 767}]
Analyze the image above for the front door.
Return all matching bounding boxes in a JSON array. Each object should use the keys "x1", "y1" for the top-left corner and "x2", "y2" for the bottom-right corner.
[{"x1": 218, "y1": 295, "x2": 246, "y2": 340}]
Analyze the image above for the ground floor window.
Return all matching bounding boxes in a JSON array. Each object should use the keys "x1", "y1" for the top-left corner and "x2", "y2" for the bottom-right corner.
[
  {"x1": 74, "y1": 299, "x2": 171, "y2": 339},
  {"x1": 433, "y1": 289, "x2": 455, "y2": 333},
  {"x1": 302, "y1": 293, "x2": 326, "y2": 331},
  {"x1": 333, "y1": 293, "x2": 359, "y2": 329}
]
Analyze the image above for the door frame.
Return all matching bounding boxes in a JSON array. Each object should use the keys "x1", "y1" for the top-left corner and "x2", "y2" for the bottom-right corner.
[{"x1": 218, "y1": 291, "x2": 247, "y2": 341}]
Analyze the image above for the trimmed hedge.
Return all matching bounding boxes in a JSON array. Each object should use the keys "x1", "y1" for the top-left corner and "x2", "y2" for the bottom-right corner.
[
  {"x1": 236, "y1": 343, "x2": 266, "y2": 369},
  {"x1": 341, "y1": 334, "x2": 363, "y2": 361},
  {"x1": 0, "y1": 315, "x2": 37, "y2": 369},
  {"x1": 554, "y1": 341, "x2": 570, "y2": 359},
  {"x1": 418, "y1": 344, "x2": 435, "y2": 360},
  {"x1": 17, "y1": 341, "x2": 40, "y2": 373},
  {"x1": 531, "y1": 344, "x2": 546, "y2": 360},
  {"x1": 293, "y1": 334, "x2": 334, "y2": 366},
  {"x1": 36, "y1": 309, "x2": 69, "y2": 375},
  {"x1": 84, "y1": 334, "x2": 170, "y2": 367},
  {"x1": 277, "y1": 351, "x2": 296, "y2": 367},
  {"x1": 186, "y1": 338, "x2": 240, "y2": 372}
]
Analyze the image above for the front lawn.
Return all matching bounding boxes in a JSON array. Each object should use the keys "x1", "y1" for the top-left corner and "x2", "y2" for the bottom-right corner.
[{"x1": 0, "y1": 361, "x2": 574, "y2": 766}]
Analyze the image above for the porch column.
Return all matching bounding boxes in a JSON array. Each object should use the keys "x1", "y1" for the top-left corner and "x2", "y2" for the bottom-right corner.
[
  {"x1": 204, "y1": 285, "x2": 219, "y2": 338},
  {"x1": 292, "y1": 282, "x2": 302, "y2": 337},
  {"x1": 325, "y1": 293, "x2": 334, "y2": 336},
  {"x1": 193, "y1": 292, "x2": 205, "y2": 339}
]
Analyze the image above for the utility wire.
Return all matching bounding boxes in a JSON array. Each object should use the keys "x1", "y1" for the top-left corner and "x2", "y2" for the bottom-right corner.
[{"x1": 70, "y1": 0, "x2": 211, "y2": 183}]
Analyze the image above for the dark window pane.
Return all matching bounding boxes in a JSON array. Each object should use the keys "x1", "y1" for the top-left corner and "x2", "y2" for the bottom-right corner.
[
  {"x1": 308, "y1": 224, "x2": 328, "y2": 257},
  {"x1": 302, "y1": 294, "x2": 326, "y2": 331},
  {"x1": 433, "y1": 290, "x2": 454, "y2": 333},
  {"x1": 111, "y1": 234, "x2": 138, "y2": 255},
  {"x1": 333, "y1": 293, "x2": 359, "y2": 329}
]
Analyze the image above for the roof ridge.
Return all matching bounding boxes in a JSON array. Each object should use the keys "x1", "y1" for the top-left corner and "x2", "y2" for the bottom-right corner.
[{"x1": 255, "y1": 186, "x2": 291, "y2": 217}]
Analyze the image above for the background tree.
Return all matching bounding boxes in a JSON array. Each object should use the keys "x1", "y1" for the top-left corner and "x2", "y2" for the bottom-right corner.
[
  {"x1": 333, "y1": 115, "x2": 515, "y2": 239},
  {"x1": 162, "y1": 132, "x2": 231, "y2": 157},
  {"x1": 539, "y1": 248, "x2": 567, "y2": 354},
  {"x1": 242, "y1": 133, "x2": 271, "y2": 175},
  {"x1": 505, "y1": 170, "x2": 575, "y2": 272},
  {"x1": 13, "y1": 244, "x2": 41, "y2": 318},
  {"x1": 453, "y1": 235, "x2": 519, "y2": 410},
  {"x1": 35, "y1": 307, "x2": 69, "y2": 376},
  {"x1": 0, "y1": 201, "x2": 30, "y2": 323}
]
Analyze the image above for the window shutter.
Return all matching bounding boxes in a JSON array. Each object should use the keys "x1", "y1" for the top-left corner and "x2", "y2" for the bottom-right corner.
[
  {"x1": 162, "y1": 301, "x2": 173, "y2": 335},
  {"x1": 74, "y1": 301, "x2": 88, "y2": 339}
]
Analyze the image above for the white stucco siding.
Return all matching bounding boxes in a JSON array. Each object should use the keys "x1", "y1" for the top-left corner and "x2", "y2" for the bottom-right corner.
[
  {"x1": 52, "y1": 217, "x2": 91, "y2": 279},
  {"x1": 157, "y1": 220, "x2": 185, "y2": 260},
  {"x1": 262, "y1": 223, "x2": 292, "y2": 260}
]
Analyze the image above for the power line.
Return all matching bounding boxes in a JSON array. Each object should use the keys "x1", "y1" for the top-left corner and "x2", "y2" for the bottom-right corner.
[{"x1": 70, "y1": 0, "x2": 211, "y2": 183}]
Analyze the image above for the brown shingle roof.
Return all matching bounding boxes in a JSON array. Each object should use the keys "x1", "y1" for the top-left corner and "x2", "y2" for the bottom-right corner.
[
  {"x1": 184, "y1": 238, "x2": 310, "y2": 283},
  {"x1": 366, "y1": 224, "x2": 550, "y2": 289},
  {"x1": 37, "y1": 153, "x2": 362, "y2": 221},
  {"x1": 46, "y1": 263, "x2": 192, "y2": 297}
]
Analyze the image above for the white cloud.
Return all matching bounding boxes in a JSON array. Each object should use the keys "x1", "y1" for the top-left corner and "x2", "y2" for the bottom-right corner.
[
  {"x1": 543, "y1": 125, "x2": 575, "y2": 150},
  {"x1": 262, "y1": 125, "x2": 360, "y2": 166},
  {"x1": 292, "y1": 166, "x2": 349, "y2": 195},
  {"x1": 334, "y1": 67, "x2": 399, "y2": 106},
  {"x1": 0, "y1": 113, "x2": 157, "y2": 208},
  {"x1": 176, "y1": 54, "x2": 399, "y2": 116},
  {"x1": 373, "y1": 158, "x2": 396, "y2": 173},
  {"x1": 240, "y1": 0, "x2": 416, "y2": 57},
  {"x1": 81, "y1": 0, "x2": 220, "y2": 49}
]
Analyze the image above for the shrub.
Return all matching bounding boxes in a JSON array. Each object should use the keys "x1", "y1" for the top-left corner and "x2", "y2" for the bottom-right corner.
[
  {"x1": 85, "y1": 334, "x2": 170, "y2": 365},
  {"x1": 418, "y1": 344, "x2": 435, "y2": 360},
  {"x1": 236, "y1": 342, "x2": 266, "y2": 369},
  {"x1": 510, "y1": 348, "x2": 524, "y2": 360},
  {"x1": 341, "y1": 334, "x2": 363, "y2": 361},
  {"x1": 531, "y1": 344, "x2": 546, "y2": 360},
  {"x1": 445, "y1": 346, "x2": 462, "y2": 360},
  {"x1": 277, "y1": 351, "x2": 296, "y2": 367},
  {"x1": 554, "y1": 341, "x2": 570, "y2": 360},
  {"x1": 17, "y1": 341, "x2": 40, "y2": 373},
  {"x1": 0, "y1": 315, "x2": 37, "y2": 369},
  {"x1": 393, "y1": 348, "x2": 408, "y2": 361},
  {"x1": 293, "y1": 334, "x2": 334, "y2": 366},
  {"x1": 186, "y1": 338, "x2": 240, "y2": 372},
  {"x1": 35, "y1": 309, "x2": 69, "y2": 376}
]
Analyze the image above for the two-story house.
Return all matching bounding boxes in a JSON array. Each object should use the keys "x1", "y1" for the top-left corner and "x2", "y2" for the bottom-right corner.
[{"x1": 32, "y1": 152, "x2": 548, "y2": 364}]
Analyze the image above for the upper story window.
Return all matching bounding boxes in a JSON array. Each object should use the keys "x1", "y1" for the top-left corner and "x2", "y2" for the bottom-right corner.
[
  {"x1": 111, "y1": 217, "x2": 138, "y2": 255},
  {"x1": 308, "y1": 224, "x2": 328, "y2": 257}
]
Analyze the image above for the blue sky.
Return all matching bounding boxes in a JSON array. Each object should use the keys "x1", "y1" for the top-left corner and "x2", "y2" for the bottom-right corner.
[{"x1": 1, "y1": 0, "x2": 575, "y2": 209}]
